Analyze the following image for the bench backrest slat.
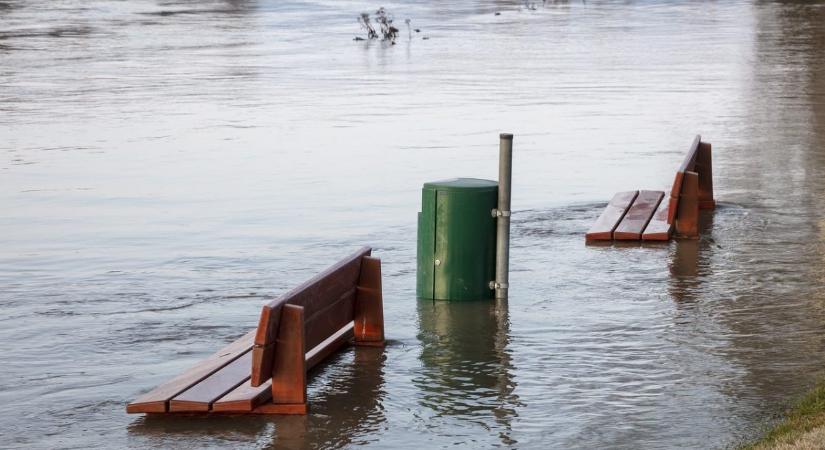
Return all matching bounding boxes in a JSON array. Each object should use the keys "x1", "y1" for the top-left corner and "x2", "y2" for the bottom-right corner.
[
  {"x1": 667, "y1": 135, "x2": 702, "y2": 224},
  {"x1": 278, "y1": 247, "x2": 368, "y2": 335},
  {"x1": 303, "y1": 286, "x2": 357, "y2": 351},
  {"x1": 251, "y1": 247, "x2": 371, "y2": 386},
  {"x1": 677, "y1": 135, "x2": 701, "y2": 174}
]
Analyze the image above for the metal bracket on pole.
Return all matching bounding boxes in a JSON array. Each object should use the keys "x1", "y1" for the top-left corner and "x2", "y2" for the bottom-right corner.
[
  {"x1": 489, "y1": 281, "x2": 509, "y2": 290},
  {"x1": 491, "y1": 209, "x2": 511, "y2": 218}
]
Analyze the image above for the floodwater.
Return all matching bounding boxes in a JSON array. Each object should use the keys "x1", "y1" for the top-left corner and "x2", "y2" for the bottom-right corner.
[{"x1": 2, "y1": 0, "x2": 824, "y2": 448}]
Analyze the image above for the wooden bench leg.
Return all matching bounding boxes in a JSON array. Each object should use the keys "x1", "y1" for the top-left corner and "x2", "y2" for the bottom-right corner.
[
  {"x1": 675, "y1": 171, "x2": 699, "y2": 239},
  {"x1": 270, "y1": 304, "x2": 307, "y2": 413},
  {"x1": 696, "y1": 142, "x2": 715, "y2": 209},
  {"x1": 354, "y1": 256, "x2": 385, "y2": 347}
]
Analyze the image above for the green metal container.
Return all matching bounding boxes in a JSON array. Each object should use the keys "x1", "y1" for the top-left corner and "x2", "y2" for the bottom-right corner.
[{"x1": 416, "y1": 178, "x2": 498, "y2": 301}]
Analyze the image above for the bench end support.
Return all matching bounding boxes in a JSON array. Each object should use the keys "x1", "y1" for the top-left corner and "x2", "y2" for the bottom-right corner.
[
  {"x1": 696, "y1": 141, "x2": 715, "y2": 210},
  {"x1": 354, "y1": 256, "x2": 385, "y2": 347},
  {"x1": 270, "y1": 304, "x2": 307, "y2": 406},
  {"x1": 675, "y1": 171, "x2": 700, "y2": 239}
]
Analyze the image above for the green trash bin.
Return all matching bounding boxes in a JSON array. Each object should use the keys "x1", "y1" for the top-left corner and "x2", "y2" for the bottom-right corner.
[{"x1": 416, "y1": 178, "x2": 498, "y2": 301}]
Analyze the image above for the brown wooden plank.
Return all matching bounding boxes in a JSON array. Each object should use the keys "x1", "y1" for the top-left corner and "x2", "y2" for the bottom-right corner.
[
  {"x1": 212, "y1": 379, "x2": 272, "y2": 413},
  {"x1": 250, "y1": 303, "x2": 279, "y2": 387},
  {"x1": 168, "y1": 351, "x2": 253, "y2": 412},
  {"x1": 677, "y1": 135, "x2": 702, "y2": 173},
  {"x1": 272, "y1": 247, "x2": 370, "y2": 318},
  {"x1": 675, "y1": 171, "x2": 700, "y2": 238},
  {"x1": 668, "y1": 135, "x2": 702, "y2": 224},
  {"x1": 254, "y1": 304, "x2": 281, "y2": 346},
  {"x1": 666, "y1": 171, "x2": 684, "y2": 225},
  {"x1": 354, "y1": 256, "x2": 384, "y2": 345},
  {"x1": 249, "y1": 402, "x2": 308, "y2": 415},
  {"x1": 306, "y1": 321, "x2": 354, "y2": 369},
  {"x1": 211, "y1": 397, "x2": 307, "y2": 415},
  {"x1": 641, "y1": 193, "x2": 673, "y2": 241},
  {"x1": 271, "y1": 304, "x2": 307, "y2": 406},
  {"x1": 250, "y1": 344, "x2": 276, "y2": 388},
  {"x1": 696, "y1": 141, "x2": 715, "y2": 209},
  {"x1": 614, "y1": 190, "x2": 664, "y2": 240},
  {"x1": 126, "y1": 329, "x2": 256, "y2": 414},
  {"x1": 304, "y1": 287, "x2": 355, "y2": 351},
  {"x1": 585, "y1": 191, "x2": 638, "y2": 241},
  {"x1": 256, "y1": 287, "x2": 354, "y2": 384}
]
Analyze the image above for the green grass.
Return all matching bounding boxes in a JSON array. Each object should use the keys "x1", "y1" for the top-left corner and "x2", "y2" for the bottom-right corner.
[{"x1": 741, "y1": 382, "x2": 825, "y2": 449}]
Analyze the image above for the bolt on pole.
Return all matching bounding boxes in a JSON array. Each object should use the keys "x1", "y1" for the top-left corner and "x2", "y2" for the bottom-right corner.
[{"x1": 495, "y1": 133, "x2": 512, "y2": 299}]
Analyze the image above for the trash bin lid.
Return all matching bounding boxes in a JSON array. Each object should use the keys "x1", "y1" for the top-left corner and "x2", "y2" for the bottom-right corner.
[{"x1": 422, "y1": 178, "x2": 498, "y2": 193}]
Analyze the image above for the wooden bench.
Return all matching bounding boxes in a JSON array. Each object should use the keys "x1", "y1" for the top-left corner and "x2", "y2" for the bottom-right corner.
[
  {"x1": 126, "y1": 247, "x2": 385, "y2": 415},
  {"x1": 586, "y1": 135, "x2": 715, "y2": 242}
]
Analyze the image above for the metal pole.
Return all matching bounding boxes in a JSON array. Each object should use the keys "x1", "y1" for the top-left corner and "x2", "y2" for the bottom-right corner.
[{"x1": 495, "y1": 133, "x2": 512, "y2": 299}]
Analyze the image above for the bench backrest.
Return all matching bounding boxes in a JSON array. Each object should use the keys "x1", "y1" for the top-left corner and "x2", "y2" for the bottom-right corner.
[
  {"x1": 666, "y1": 135, "x2": 702, "y2": 224},
  {"x1": 250, "y1": 247, "x2": 372, "y2": 386}
]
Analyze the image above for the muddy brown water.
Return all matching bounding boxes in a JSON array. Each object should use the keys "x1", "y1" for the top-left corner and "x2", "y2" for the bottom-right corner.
[{"x1": 2, "y1": 1, "x2": 825, "y2": 448}]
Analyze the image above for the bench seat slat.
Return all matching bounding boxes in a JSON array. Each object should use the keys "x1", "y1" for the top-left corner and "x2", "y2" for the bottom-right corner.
[
  {"x1": 585, "y1": 191, "x2": 638, "y2": 241},
  {"x1": 168, "y1": 351, "x2": 254, "y2": 412},
  {"x1": 211, "y1": 379, "x2": 272, "y2": 413},
  {"x1": 126, "y1": 330, "x2": 256, "y2": 413},
  {"x1": 642, "y1": 194, "x2": 673, "y2": 241},
  {"x1": 614, "y1": 190, "x2": 664, "y2": 240}
]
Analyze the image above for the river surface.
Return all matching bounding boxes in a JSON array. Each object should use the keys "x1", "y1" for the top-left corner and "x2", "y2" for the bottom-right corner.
[{"x1": 2, "y1": 0, "x2": 825, "y2": 448}]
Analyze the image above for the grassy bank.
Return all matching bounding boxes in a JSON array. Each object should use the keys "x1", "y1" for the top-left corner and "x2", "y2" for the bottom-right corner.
[{"x1": 741, "y1": 383, "x2": 825, "y2": 449}]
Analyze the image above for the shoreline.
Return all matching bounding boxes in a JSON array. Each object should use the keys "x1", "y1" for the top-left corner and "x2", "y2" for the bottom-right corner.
[{"x1": 741, "y1": 383, "x2": 825, "y2": 449}]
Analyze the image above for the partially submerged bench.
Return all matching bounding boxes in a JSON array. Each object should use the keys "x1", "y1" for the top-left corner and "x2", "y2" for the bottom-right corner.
[
  {"x1": 126, "y1": 247, "x2": 384, "y2": 415},
  {"x1": 586, "y1": 135, "x2": 715, "y2": 242}
]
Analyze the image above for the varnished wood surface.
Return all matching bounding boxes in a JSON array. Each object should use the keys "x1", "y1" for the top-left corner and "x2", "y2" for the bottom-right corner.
[
  {"x1": 675, "y1": 171, "x2": 700, "y2": 238},
  {"x1": 269, "y1": 247, "x2": 370, "y2": 317},
  {"x1": 151, "y1": 401, "x2": 308, "y2": 415},
  {"x1": 666, "y1": 171, "x2": 684, "y2": 225},
  {"x1": 271, "y1": 304, "x2": 307, "y2": 406},
  {"x1": 214, "y1": 321, "x2": 355, "y2": 412},
  {"x1": 306, "y1": 321, "x2": 354, "y2": 369},
  {"x1": 354, "y1": 256, "x2": 385, "y2": 345},
  {"x1": 614, "y1": 190, "x2": 664, "y2": 240},
  {"x1": 696, "y1": 141, "x2": 715, "y2": 209},
  {"x1": 250, "y1": 402, "x2": 308, "y2": 415},
  {"x1": 130, "y1": 248, "x2": 385, "y2": 416},
  {"x1": 126, "y1": 330, "x2": 255, "y2": 414},
  {"x1": 251, "y1": 247, "x2": 370, "y2": 385},
  {"x1": 251, "y1": 303, "x2": 280, "y2": 386},
  {"x1": 585, "y1": 191, "x2": 638, "y2": 241},
  {"x1": 250, "y1": 343, "x2": 276, "y2": 388},
  {"x1": 668, "y1": 135, "x2": 702, "y2": 224},
  {"x1": 212, "y1": 379, "x2": 272, "y2": 412},
  {"x1": 641, "y1": 194, "x2": 673, "y2": 241},
  {"x1": 303, "y1": 287, "x2": 356, "y2": 351},
  {"x1": 677, "y1": 135, "x2": 702, "y2": 173},
  {"x1": 168, "y1": 351, "x2": 253, "y2": 412}
]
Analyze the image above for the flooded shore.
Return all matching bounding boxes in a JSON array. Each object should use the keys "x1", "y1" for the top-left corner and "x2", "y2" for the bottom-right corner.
[{"x1": 2, "y1": 1, "x2": 825, "y2": 448}]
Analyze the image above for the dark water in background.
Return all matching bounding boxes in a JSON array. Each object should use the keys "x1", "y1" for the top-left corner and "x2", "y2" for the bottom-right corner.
[{"x1": 2, "y1": 0, "x2": 825, "y2": 448}]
